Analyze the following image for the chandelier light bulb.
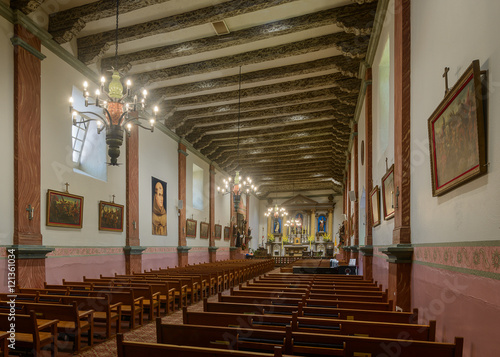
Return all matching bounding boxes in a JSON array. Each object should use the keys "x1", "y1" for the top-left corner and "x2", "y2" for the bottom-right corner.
[
  {"x1": 150, "y1": 118, "x2": 155, "y2": 125},
  {"x1": 154, "y1": 106, "x2": 159, "y2": 113},
  {"x1": 126, "y1": 123, "x2": 132, "y2": 131},
  {"x1": 83, "y1": 81, "x2": 88, "y2": 89},
  {"x1": 143, "y1": 89, "x2": 147, "y2": 97},
  {"x1": 97, "y1": 120, "x2": 102, "y2": 128},
  {"x1": 69, "y1": 97, "x2": 73, "y2": 104},
  {"x1": 126, "y1": 79, "x2": 131, "y2": 87},
  {"x1": 95, "y1": 89, "x2": 100, "y2": 96},
  {"x1": 101, "y1": 76, "x2": 106, "y2": 84}
]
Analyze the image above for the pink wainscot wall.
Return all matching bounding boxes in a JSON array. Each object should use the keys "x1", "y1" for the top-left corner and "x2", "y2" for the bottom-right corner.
[
  {"x1": 412, "y1": 263, "x2": 500, "y2": 357},
  {"x1": 45, "y1": 247, "x2": 125, "y2": 284},
  {"x1": 142, "y1": 247, "x2": 178, "y2": 271},
  {"x1": 189, "y1": 247, "x2": 210, "y2": 265},
  {"x1": 372, "y1": 249, "x2": 389, "y2": 290},
  {"x1": 217, "y1": 247, "x2": 230, "y2": 261},
  {"x1": 357, "y1": 253, "x2": 364, "y2": 276}
]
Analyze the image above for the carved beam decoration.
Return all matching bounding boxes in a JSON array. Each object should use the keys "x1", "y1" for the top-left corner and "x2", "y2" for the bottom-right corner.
[
  {"x1": 128, "y1": 32, "x2": 367, "y2": 87},
  {"x1": 166, "y1": 88, "x2": 356, "y2": 130},
  {"x1": 10, "y1": 0, "x2": 44, "y2": 14},
  {"x1": 99, "y1": 2, "x2": 376, "y2": 70},
  {"x1": 149, "y1": 56, "x2": 362, "y2": 105},
  {"x1": 76, "y1": 0, "x2": 300, "y2": 64}
]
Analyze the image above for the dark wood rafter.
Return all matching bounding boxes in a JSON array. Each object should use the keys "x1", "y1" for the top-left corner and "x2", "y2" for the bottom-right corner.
[
  {"x1": 75, "y1": 0, "x2": 301, "y2": 63},
  {"x1": 150, "y1": 56, "x2": 362, "y2": 105},
  {"x1": 167, "y1": 88, "x2": 356, "y2": 130},
  {"x1": 98, "y1": 2, "x2": 377, "y2": 70}
]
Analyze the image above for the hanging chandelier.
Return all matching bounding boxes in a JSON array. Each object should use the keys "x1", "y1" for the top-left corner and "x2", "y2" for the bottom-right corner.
[
  {"x1": 264, "y1": 204, "x2": 287, "y2": 218},
  {"x1": 69, "y1": 0, "x2": 157, "y2": 166},
  {"x1": 217, "y1": 66, "x2": 257, "y2": 213}
]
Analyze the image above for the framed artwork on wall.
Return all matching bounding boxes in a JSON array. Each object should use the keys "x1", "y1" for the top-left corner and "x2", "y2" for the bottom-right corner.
[
  {"x1": 370, "y1": 185, "x2": 381, "y2": 227},
  {"x1": 200, "y1": 222, "x2": 209, "y2": 239},
  {"x1": 428, "y1": 59, "x2": 487, "y2": 196},
  {"x1": 224, "y1": 226, "x2": 230, "y2": 241},
  {"x1": 186, "y1": 219, "x2": 197, "y2": 238},
  {"x1": 98, "y1": 201, "x2": 124, "y2": 232},
  {"x1": 382, "y1": 164, "x2": 395, "y2": 220},
  {"x1": 152, "y1": 177, "x2": 167, "y2": 236},
  {"x1": 214, "y1": 224, "x2": 222, "y2": 240},
  {"x1": 46, "y1": 190, "x2": 84, "y2": 228}
]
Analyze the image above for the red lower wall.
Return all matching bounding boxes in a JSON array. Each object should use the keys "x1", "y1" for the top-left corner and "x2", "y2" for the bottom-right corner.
[
  {"x1": 412, "y1": 263, "x2": 500, "y2": 357},
  {"x1": 372, "y1": 252, "x2": 389, "y2": 290},
  {"x1": 46, "y1": 254, "x2": 125, "y2": 283},
  {"x1": 188, "y1": 247, "x2": 210, "y2": 265}
]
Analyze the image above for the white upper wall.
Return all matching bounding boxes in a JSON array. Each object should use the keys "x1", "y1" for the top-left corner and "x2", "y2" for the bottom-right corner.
[
  {"x1": 41, "y1": 46, "x2": 127, "y2": 247},
  {"x1": 371, "y1": 0, "x2": 395, "y2": 246},
  {"x1": 138, "y1": 128, "x2": 179, "y2": 246},
  {"x1": 411, "y1": 0, "x2": 500, "y2": 244},
  {"x1": 0, "y1": 16, "x2": 14, "y2": 246}
]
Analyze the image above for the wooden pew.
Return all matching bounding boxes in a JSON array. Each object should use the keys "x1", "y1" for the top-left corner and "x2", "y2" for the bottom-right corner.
[
  {"x1": 156, "y1": 322, "x2": 463, "y2": 357},
  {"x1": 183, "y1": 309, "x2": 436, "y2": 341},
  {"x1": 117, "y1": 333, "x2": 288, "y2": 357},
  {"x1": 0, "y1": 332, "x2": 8, "y2": 357},
  {"x1": 156, "y1": 320, "x2": 287, "y2": 353},
  {"x1": 218, "y1": 294, "x2": 394, "y2": 311},
  {"x1": 10, "y1": 301, "x2": 94, "y2": 353},
  {"x1": 22, "y1": 293, "x2": 122, "y2": 340},
  {"x1": 0, "y1": 311, "x2": 58, "y2": 357},
  {"x1": 204, "y1": 300, "x2": 419, "y2": 324}
]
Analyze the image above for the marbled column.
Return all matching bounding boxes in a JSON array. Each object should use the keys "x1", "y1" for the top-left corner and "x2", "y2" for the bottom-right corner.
[
  {"x1": 178, "y1": 143, "x2": 188, "y2": 266},
  {"x1": 393, "y1": 0, "x2": 411, "y2": 245},
  {"x1": 311, "y1": 209, "x2": 316, "y2": 237},
  {"x1": 125, "y1": 127, "x2": 141, "y2": 274},
  {"x1": 353, "y1": 124, "x2": 359, "y2": 248},
  {"x1": 364, "y1": 68, "x2": 373, "y2": 280},
  {"x1": 245, "y1": 194, "x2": 250, "y2": 246},
  {"x1": 347, "y1": 160, "x2": 351, "y2": 244},
  {"x1": 391, "y1": 0, "x2": 412, "y2": 309},
  {"x1": 365, "y1": 68, "x2": 373, "y2": 247},
  {"x1": 209, "y1": 165, "x2": 216, "y2": 262},
  {"x1": 13, "y1": 24, "x2": 42, "y2": 246},
  {"x1": 388, "y1": 262, "x2": 412, "y2": 311},
  {"x1": 13, "y1": 24, "x2": 44, "y2": 288}
]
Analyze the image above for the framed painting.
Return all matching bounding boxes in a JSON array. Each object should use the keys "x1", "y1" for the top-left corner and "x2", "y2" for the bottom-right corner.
[
  {"x1": 428, "y1": 60, "x2": 487, "y2": 196},
  {"x1": 98, "y1": 201, "x2": 124, "y2": 232},
  {"x1": 46, "y1": 190, "x2": 84, "y2": 228},
  {"x1": 224, "y1": 226, "x2": 230, "y2": 241},
  {"x1": 152, "y1": 177, "x2": 167, "y2": 236},
  {"x1": 382, "y1": 165, "x2": 395, "y2": 220},
  {"x1": 370, "y1": 185, "x2": 381, "y2": 227},
  {"x1": 186, "y1": 219, "x2": 197, "y2": 238},
  {"x1": 200, "y1": 222, "x2": 209, "y2": 239},
  {"x1": 214, "y1": 224, "x2": 222, "y2": 240}
]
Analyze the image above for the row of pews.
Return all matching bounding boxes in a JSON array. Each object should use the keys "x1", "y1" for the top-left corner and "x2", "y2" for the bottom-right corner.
[
  {"x1": 118, "y1": 272, "x2": 464, "y2": 357},
  {"x1": 0, "y1": 259, "x2": 274, "y2": 356}
]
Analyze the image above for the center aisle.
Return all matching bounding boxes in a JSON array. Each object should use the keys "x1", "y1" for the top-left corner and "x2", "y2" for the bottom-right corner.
[{"x1": 77, "y1": 267, "x2": 282, "y2": 357}]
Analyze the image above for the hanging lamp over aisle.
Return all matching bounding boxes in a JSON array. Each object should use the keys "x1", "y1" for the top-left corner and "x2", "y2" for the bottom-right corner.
[
  {"x1": 217, "y1": 66, "x2": 257, "y2": 213},
  {"x1": 68, "y1": 0, "x2": 157, "y2": 166}
]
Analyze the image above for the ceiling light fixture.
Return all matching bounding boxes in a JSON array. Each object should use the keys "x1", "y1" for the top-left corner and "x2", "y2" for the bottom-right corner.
[
  {"x1": 217, "y1": 66, "x2": 257, "y2": 213},
  {"x1": 69, "y1": 0, "x2": 157, "y2": 166}
]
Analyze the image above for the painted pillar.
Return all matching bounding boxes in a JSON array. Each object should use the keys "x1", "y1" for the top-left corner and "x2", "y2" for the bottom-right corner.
[
  {"x1": 208, "y1": 165, "x2": 217, "y2": 262},
  {"x1": 229, "y1": 191, "x2": 238, "y2": 259},
  {"x1": 124, "y1": 125, "x2": 144, "y2": 274},
  {"x1": 347, "y1": 160, "x2": 351, "y2": 245},
  {"x1": 311, "y1": 209, "x2": 316, "y2": 249},
  {"x1": 352, "y1": 124, "x2": 359, "y2": 265},
  {"x1": 363, "y1": 68, "x2": 374, "y2": 280},
  {"x1": 12, "y1": 24, "x2": 53, "y2": 288},
  {"x1": 245, "y1": 194, "x2": 250, "y2": 248},
  {"x1": 388, "y1": 0, "x2": 412, "y2": 311},
  {"x1": 177, "y1": 142, "x2": 190, "y2": 266}
]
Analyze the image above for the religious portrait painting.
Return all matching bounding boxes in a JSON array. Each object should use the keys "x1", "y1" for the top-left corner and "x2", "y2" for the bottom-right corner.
[
  {"x1": 224, "y1": 226, "x2": 230, "y2": 241},
  {"x1": 317, "y1": 215, "x2": 327, "y2": 232},
  {"x1": 370, "y1": 185, "x2": 381, "y2": 227},
  {"x1": 186, "y1": 219, "x2": 197, "y2": 238},
  {"x1": 428, "y1": 60, "x2": 487, "y2": 196},
  {"x1": 46, "y1": 190, "x2": 84, "y2": 228},
  {"x1": 382, "y1": 165, "x2": 395, "y2": 220},
  {"x1": 152, "y1": 177, "x2": 167, "y2": 235},
  {"x1": 98, "y1": 201, "x2": 123, "y2": 232},
  {"x1": 214, "y1": 224, "x2": 222, "y2": 240},
  {"x1": 200, "y1": 222, "x2": 209, "y2": 239}
]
